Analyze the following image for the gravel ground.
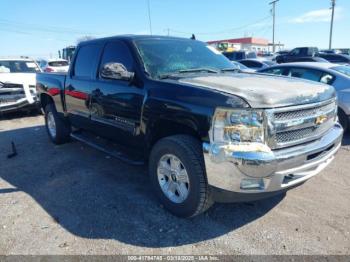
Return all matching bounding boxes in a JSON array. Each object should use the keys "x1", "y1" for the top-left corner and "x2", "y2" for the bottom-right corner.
[{"x1": 0, "y1": 113, "x2": 349, "y2": 255}]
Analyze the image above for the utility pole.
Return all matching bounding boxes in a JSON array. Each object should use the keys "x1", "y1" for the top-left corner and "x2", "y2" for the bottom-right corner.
[
  {"x1": 269, "y1": 0, "x2": 279, "y2": 53},
  {"x1": 147, "y1": 0, "x2": 153, "y2": 35},
  {"x1": 329, "y1": 0, "x2": 336, "y2": 49}
]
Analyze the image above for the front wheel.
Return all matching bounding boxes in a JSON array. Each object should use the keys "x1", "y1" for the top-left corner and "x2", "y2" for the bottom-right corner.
[
  {"x1": 149, "y1": 135, "x2": 213, "y2": 218},
  {"x1": 338, "y1": 108, "x2": 348, "y2": 132}
]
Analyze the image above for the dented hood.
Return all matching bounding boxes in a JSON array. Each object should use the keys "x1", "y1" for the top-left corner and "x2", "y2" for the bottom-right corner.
[
  {"x1": 0, "y1": 73, "x2": 36, "y2": 86},
  {"x1": 179, "y1": 73, "x2": 335, "y2": 108}
]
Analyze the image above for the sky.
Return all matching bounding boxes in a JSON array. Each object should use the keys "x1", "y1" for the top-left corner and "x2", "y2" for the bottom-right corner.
[{"x1": 0, "y1": 0, "x2": 349, "y2": 58}]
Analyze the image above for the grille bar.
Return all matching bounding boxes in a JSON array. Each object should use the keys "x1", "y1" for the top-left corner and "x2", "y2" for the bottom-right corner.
[
  {"x1": 274, "y1": 102, "x2": 335, "y2": 121},
  {"x1": 267, "y1": 99, "x2": 337, "y2": 149}
]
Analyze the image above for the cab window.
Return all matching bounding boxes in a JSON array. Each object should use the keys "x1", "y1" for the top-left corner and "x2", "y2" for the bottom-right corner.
[{"x1": 73, "y1": 44, "x2": 101, "y2": 79}]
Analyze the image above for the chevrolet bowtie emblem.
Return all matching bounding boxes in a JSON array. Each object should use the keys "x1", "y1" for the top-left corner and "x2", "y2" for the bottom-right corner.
[{"x1": 315, "y1": 115, "x2": 328, "y2": 125}]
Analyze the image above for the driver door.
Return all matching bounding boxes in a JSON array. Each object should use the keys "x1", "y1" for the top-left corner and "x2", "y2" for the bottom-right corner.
[{"x1": 89, "y1": 40, "x2": 145, "y2": 147}]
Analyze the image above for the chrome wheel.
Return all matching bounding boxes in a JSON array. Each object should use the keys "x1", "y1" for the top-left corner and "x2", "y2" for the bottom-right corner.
[
  {"x1": 47, "y1": 111, "x2": 56, "y2": 138},
  {"x1": 157, "y1": 154, "x2": 190, "y2": 204}
]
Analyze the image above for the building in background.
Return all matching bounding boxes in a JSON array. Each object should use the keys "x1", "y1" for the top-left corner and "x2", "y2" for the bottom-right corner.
[{"x1": 207, "y1": 37, "x2": 284, "y2": 53}]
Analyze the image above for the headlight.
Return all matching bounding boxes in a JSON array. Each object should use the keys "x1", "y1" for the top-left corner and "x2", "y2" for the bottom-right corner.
[
  {"x1": 211, "y1": 108, "x2": 265, "y2": 145},
  {"x1": 209, "y1": 108, "x2": 276, "y2": 177}
]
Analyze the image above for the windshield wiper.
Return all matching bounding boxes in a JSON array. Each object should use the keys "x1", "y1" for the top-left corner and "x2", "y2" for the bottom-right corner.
[
  {"x1": 178, "y1": 68, "x2": 219, "y2": 74},
  {"x1": 159, "y1": 68, "x2": 219, "y2": 80}
]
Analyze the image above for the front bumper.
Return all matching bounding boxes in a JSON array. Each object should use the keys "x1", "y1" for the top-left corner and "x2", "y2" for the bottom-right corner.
[
  {"x1": 0, "y1": 99, "x2": 39, "y2": 113},
  {"x1": 0, "y1": 84, "x2": 39, "y2": 114},
  {"x1": 203, "y1": 123, "x2": 343, "y2": 202}
]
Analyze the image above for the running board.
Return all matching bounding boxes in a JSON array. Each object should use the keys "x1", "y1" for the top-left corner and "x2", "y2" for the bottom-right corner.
[{"x1": 70, "y1": 132, "x2": 144, "y2": 166}]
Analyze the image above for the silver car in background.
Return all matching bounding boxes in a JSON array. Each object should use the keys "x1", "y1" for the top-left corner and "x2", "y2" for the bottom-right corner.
[
  {"x1": 259, "y1": 62, "x2": 350, "y2": 131},
  {"x1": 39, "y1": 59, "x2": 69, "y2": 73}
]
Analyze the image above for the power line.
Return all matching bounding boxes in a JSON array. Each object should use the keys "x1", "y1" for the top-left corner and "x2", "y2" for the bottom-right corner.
[
  {"x1": 0, "y1": 18, "x2": 102, "y2": 35},
  {"x1": 167, "y1": 15, "x2": 271, "y2": 36}
]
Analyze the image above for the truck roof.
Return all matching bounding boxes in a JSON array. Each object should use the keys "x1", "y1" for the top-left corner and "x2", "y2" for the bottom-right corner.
[{"x1": 79, "y1": 35, "x2": 195, "y2": 45}]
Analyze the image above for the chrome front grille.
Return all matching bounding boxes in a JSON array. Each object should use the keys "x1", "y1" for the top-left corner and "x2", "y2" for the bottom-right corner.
[
  {"x1": 275, "y1": 127, "x2": 315, "y2": 144},
  {"x1": 0, "y1": 83, "x2": 26, "y2": 104},
  {"x1": 267, "y1": 99, "x2": 337, "y2": 149},
  {"x1": 274, "y1": 102, "x2": 336, "y2": 121}
]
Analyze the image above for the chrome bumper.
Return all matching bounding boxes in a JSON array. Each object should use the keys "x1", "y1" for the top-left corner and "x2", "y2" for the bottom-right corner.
[
  {"x1": 0, "y1": 84, "x2": 38, "y2": 113},
  {"x1": 203, "y1": 123, "x2": 343, "y2": 200}
]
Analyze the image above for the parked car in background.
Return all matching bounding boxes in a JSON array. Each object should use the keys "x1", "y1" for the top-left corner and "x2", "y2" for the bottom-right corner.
[
  {"x1": 39, "y1": 59, "x2": 69, "y2": 73},
  {"x1": 37, "y1": 35, "x2": 343, "y2": 217},
  {"x1": 0, "y1": 58, "x2": 40, "y2": 113},
  {"x1": 320, "y1": 49, "x2": 341, "y2": 54},
  {"x1": 259, "y1": 62, "x2": 350, "y2": 131},
  {"x1": 274, "y1": 50, "x2": 290, "y2": 56},
  {"x1": 275, "y1": 47, "x2": 320, "y2": 63},
  {"x1": 338, "y1": 49, "x2": 350, "y2": 55},
  {"x1": 257, "y1": 51, "x2": 273, "y2": 57},
  {"x1": 320, "y1": 49, "x2": 350, "y2": 56},
  {"x1": 230, "y1": 61, "x2": 254, "y2": 72},
  {"x1": 272, "y1": 50, "x2": 289, "y2": 62},
  {"x1": 238, "y1": 59, "x2": 276, "y2": 71},
  {"x1": 223, "y1": 50, "x2": 257, "y2": 61},
  {"x1": 317, "y1": 53, "x2": 350, "y2": 65}
]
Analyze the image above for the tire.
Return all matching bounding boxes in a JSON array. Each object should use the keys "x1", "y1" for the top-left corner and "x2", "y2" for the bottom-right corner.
[
  {"x1": 149, "y1": 135, "x2": 213, "y2": 218},
  {"x1": 44, "y1": 103, "x2": 71, "y2": 144},
  {"x1": 338, "y1": 108, "x2": 348, "y2": 132}
]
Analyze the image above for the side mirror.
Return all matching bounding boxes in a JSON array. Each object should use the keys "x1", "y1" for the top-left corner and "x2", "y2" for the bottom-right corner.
[{"x1": 100, "y1": 62, "x2": 134, "y2": 81}]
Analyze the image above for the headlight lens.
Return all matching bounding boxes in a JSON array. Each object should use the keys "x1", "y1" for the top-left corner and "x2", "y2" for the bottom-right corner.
[{"x1": 211, "y1": 108, "x2": 265, "y2": 144}]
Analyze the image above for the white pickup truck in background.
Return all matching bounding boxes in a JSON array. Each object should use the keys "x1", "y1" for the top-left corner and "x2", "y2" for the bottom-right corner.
[{"x1": 0, "y1": 58, "x2": 41, "y2": 114}]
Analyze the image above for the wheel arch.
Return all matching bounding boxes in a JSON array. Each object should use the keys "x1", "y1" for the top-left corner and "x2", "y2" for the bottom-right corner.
[
  {"x1": 146, "y1": 118, "x2": 205, "y2": 154},
  {"x1": 40, "y1": 93, "x2": 55, "y2": 110}
]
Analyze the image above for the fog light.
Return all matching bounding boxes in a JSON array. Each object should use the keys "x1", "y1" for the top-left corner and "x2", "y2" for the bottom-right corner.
[{"x1": 240, "y1": 178, "x2": 265, "y2": 190}]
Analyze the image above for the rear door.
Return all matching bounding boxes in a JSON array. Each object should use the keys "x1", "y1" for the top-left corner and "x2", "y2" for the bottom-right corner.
[
  {"x1": 89, "y1": 40, "x2": 145, "y2": 146},
  {"x1": 64, "y1": 43, "x2": 103, "y2": 128}
]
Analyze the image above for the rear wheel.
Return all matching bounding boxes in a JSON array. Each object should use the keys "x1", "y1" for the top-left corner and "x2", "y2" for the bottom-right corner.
[
  {"x1": 149, "y1": 135, "x2": 213, "y2": 218},
  {"x1": 44, "y1": 104, "x2": 71, "y2": 144}
]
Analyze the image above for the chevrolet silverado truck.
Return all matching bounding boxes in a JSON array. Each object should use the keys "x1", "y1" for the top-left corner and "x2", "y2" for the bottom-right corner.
[
  {"x1": 36, "y1": 36, "x2": 343, "y2": 217},
  {"x1": 0, "y1": 58, "x2": 41, "y2": 114}
]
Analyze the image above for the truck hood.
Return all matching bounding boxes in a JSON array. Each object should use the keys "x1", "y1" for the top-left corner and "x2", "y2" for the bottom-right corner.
[
  {"x1": 179, "y1": 73, "x2": 335, "y2": 108},
  {"x1": 0, "y1": 73, "x2": 36, "y2": 86}
]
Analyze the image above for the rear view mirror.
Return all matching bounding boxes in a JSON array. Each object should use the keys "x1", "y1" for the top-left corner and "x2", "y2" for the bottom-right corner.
[{"x1": 100, "y1": 62, "x2": 134, "y2": 81}]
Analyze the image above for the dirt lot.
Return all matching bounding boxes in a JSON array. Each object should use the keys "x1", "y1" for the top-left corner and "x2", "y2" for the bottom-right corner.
[{"x1": 0, "y1": 113, "x2": 349, "y2": 255}]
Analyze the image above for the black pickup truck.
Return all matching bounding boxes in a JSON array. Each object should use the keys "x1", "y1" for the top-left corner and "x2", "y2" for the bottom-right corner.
[
  {"x1": 275, "y1": 47, "x2": 327, "y2": 63},
  {"x1": 37, "y1": 35, "x2": 343, "y2": 217}
]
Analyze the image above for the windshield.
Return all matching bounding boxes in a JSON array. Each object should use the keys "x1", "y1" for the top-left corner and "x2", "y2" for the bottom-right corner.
[
  {"x1": 0, "y1": 60, "x2": 41, "y2": 73},
  {"x1": 48, "y1": 61, "x2": 68, "y2": 67},
  {"x1": 134, "y1": 39, "x2": 234, "y2": 78},
  {"x1": 332, "y1": 65, "x2": 350, "y2": 77}
]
